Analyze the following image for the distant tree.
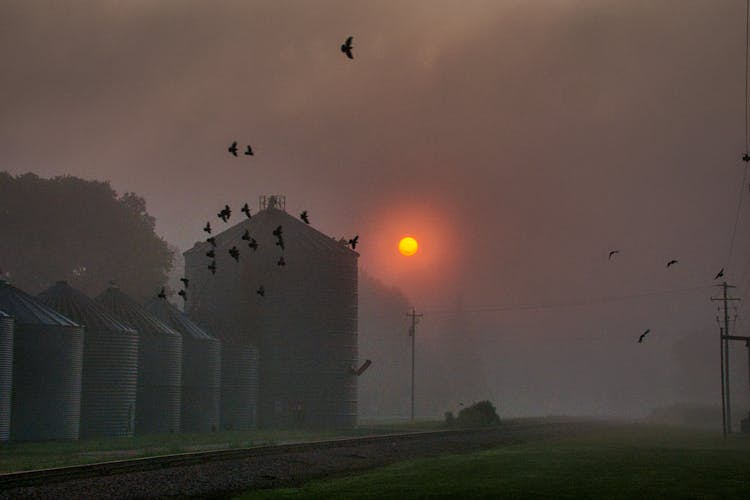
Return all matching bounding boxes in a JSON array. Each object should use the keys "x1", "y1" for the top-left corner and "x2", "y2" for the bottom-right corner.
[
  {"x1": 0, "y1": 172, "x2": 173, "y2": 301},
  {"x1": 447, "y1": 400, "x2": 501, "y2": 428}
]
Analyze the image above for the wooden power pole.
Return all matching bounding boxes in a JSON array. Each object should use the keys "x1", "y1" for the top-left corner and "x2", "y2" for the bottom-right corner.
[{"x1": 407, "y1": 307, "x2": 423, "y2": 422}]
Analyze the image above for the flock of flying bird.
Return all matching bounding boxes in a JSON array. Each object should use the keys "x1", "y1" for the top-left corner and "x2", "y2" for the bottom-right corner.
[
  {"x1": 157, "y1": 36, "x2": 359, "y2": 305},
  {"x1": 606, "y1": 248, "x2": 726, "y2": 343}
]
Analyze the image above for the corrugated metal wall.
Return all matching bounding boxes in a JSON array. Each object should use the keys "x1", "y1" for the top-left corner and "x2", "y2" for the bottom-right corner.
[
  {"x1": 97, "y1": 287, "x2": 182, "y2": 435},
  {"x1": 0, "y1": 310, "x2": 13, "y2": 441},
  {"x1": 0, "y1": 280, "x2": 83, "y2": 441},
  {"x1": 38, "y1": 282, "x2": 139, "y2": 438},
  {"x1": 144, "y1": 299, "x2": 221, "y2": 433}
]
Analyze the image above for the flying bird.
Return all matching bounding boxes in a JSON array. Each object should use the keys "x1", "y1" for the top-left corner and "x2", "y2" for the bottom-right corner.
[
  {"x1": 743, "y1": 153, "x2": 750, "y2": 162},
  {"x1": 341, "y1": 36, "x2": 354, "y2": 59},
  {"x1": 208, "y1": 260, "x2": 217, "y2": 274},
  {"x1": 300, "y1": 210, "x2": 309, "y2": 224},
  {"x1": 242, "y1": 229, "x2": 251, "y2": 241},
  {"x1": 203, "y1": 222, "x2": 211, "y2": 234},
  {"x1": 207, "y1": 237, "x2": 217, "y2": 247},
  {"x1": 608, "y1": 250, "x2": 619, "y2": 260},
  {"x1": 205, "y1": 249, "x2": 215, "y2": 259},
  {"x1": 218, "y1": 205, "x2": 231, "y2": 223},
  {"x1": 229, "y1": 246, "x2": 240, "y2": 262},
  {"x1": 241, "y1": 203, "x2": 251, "y2": 218},
  {"x1": 228, "y1": 141, "x2": 238, "y2": 157},
  {"x1": 157, "y1": 287, "x2": 167, "y2": 300},
  {"x1": 277, "y1": 255, "x2": 286, "y2": 266},
  {"x1": 244, "y1": 145, "x2": 254, "y2": 156},
  {"x1": 348, "y1": 235, "x2": 359, "y2": 249},
  {"x1": 178, "y1": 290, "x2": 187, "y2": 301},
  {"x1": 273, "y1": 225, "x2": 283, "y2": 238},
  {"x1": 666, "y1": 259, "x2": 678, "y2": 268},
  {"x1": 638, "y1": 329, "x2": 651, "y2": 343},
  {"x1": 257, "y1": 285, "x2": 265, "y2": 297},
  {"x1": 714, "y1": 268, "x2": 725, "y2": 280},
  {"x1": 275, "y1": 238, "x2": 285, "y2": 250},
  {"x1": 248, "y1": 238, "x2": 258, "y2": 251},
  {"x1": 180, "y1": 278, "x2": 189, "y2": 288}
]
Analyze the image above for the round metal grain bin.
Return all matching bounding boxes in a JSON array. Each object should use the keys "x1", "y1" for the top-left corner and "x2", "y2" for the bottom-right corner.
[
  {"x1": 218, "y1": 340, "x2": 258, "y2": 431},
  {"x1": 38, "y1": 282, "x2": 139, "y2": 438},
  {"x1": 184, "y1": 196, "x2": 358, "y2": 429},
  {"x1": 96, "y1": 286, "x2": 182, "y2": 435},
  {"x1": 0, "y1": 280, "x2": 83, "y2": 441},
  {"x1": 0, "y1": 310, "x2": 13, "y2": 441},
  {"x1": 145, "y1": 298, "x2": 220, "y2": 433}
]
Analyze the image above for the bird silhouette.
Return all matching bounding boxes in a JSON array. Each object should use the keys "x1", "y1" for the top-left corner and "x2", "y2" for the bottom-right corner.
[
  {"x1": 218, "y1": 205, "x2": 231, "y2": 223},
  {"x1": 203, "y1": 222, "x2": 211, "y2": 234},
  {"x1": 277, "y1": 255, "x2": 286, "y2": 266},
  {"x1": 608, "y1": 250, "x2": 619, "y2": 260},
  {"x1": 248, "y1": 238, "x2": 258, "y2": 251},
  {"x1": 178, "y1": 289, "x2": 187, "y2": 301},
  {"x1": 180, "y1": 278, "x2": 189, "y2": 288},
  {"x1": 208, "y1": 260, "x2": 217, "y2": 274},
  {"x1": 638, "y1": 329, "x2": 651, "y2": 343},
  {"x1": 273, "y1": 225, "x2": 283, "y2": 238},
  {"x1": 205, "y1": 249, "x2": 215, "y2": 259},
  {"x1": 241, "y1": 203, "x2": 251, "y2": 218},
  {"x1": 229, "y1": 246, "x2": 240, "y2": 262},
  {"x1": 341, "y1": 36, "x2": 354, "y2": 59},
  {"x1": 743, "y1": 153, "x2": 750, "y2": 162},
  {"x1": 244, "y1": 145, "x2": 254, "y2": 156},
  {"x1": 157, "y1": 287, "x2": 167, "y2": 300},
  {"x1": 715, "y1": 268, "x2": 725, "y2": 280},
  {"x1": 242, "y1": 229, "x2": 251, "y2": 241},
  {"x1": 257, "y1": 285, "x2": 265, "y2": 297},
  {"x1": 275, "y1": 238, "x2": 285, "y2": 250},
  {"x1": 228, "y1": 141, "x2": 238, "y2": 157},
  {"x1": 300, "y1": 210, "x2": 310, "y2": 224},
  {"x1": 666, "y1": 259, "x2": 678, "y2": 268},
  {"x1": 207, "y1": 237, "x2": 217, "y2": 247},
  {"x1": 348, "y1": 235, "x2": 359, "y2": 249}
]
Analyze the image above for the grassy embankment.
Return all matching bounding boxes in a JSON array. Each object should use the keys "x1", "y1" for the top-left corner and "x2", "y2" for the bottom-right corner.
[
  {"x1": 240, "y1": 424, "x2": 750, "y2": 499},
  {"x1": 0, "y1": 419, "x2": 442, "y2": 474}
]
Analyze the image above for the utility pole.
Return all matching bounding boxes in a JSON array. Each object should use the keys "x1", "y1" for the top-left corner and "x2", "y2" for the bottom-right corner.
[
  {"x1": 407, "y1": 307, "x2": 423, "y2": 422},
  {"x1": 712, "y1": 282, "x2": 740, "y2": 436}
]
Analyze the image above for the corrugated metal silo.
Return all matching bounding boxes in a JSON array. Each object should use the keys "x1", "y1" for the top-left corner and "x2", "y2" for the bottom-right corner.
[
  {"x1": 38, "y1": 281, "x2": 139, "y2": 438},
  {"x1": 0, "y1": 309, "x2": 13, "y2": 441},
  {"x1": 96, "y1": 286, "x2": 182, "y2": 435},
  {"x1": 0, "y1": 280, "x2": 83, "y2": 441},
  {"x1": 184, "y1": 195, "x2": 358, "y2": 428},
  {"x1": 144, "y1": 298, "x2": 220, "y2": 433}
]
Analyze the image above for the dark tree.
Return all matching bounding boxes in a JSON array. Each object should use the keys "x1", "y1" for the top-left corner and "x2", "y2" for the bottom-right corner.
[{"x1": 0, "y1": 172, "x2": 173, "y2": 301}]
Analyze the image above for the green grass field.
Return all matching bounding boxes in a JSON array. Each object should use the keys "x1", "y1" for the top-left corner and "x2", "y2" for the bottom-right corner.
[
  {"x1": 0, "y1": 419, "x2": 442, "y2": 474},
  {"x1": 239, "y1": 425, "x2": 750, "y2": 499}
]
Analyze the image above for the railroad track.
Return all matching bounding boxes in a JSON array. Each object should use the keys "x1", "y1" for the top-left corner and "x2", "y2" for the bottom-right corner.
[{"x1": 0, "y1": 426, "x2": 510, "y2": 491}]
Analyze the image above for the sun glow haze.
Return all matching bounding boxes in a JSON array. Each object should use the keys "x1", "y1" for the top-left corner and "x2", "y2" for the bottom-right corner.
[{"x1": 398, "y1": 236, "x2": 418, "y2": 256}]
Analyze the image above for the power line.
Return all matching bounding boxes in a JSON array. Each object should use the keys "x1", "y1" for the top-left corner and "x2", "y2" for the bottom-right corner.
[{"x1": 423, "y1": 285, "x2": 713, "y2": 315}]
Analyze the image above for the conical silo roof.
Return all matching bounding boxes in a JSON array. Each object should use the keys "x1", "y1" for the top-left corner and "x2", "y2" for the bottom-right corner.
[
  {"x1": 38, "y1": 281, "x2": 137, "y2": 335},
  {"x1": 144, "y1": 298, "x2": 214, "y2": 340},
  {"x1": 185, "y1": 205, "x2": 359, "y2": 259},
  {"x1": 0, "y1": 279, "x2": 79, "y2": 327},
  {"x1": 96, "y1": 286, "x2": 180, "y2": 339}
]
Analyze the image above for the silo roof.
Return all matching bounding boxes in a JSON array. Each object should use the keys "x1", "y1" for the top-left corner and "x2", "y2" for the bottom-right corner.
[
  {"x1": 38, "y1": 281, "x2": 137, "y2": 334},
  {"x1": 95, "y1": 286, "x2": 180, "y2": 338},
  {"x1": 144, "y1": 298, "x2": 214, "y2": 340},
  {"x1": 185, "y1": 206, "x2": 359, "y2": 258},
  {"x1": 0, "y1": 279, "x2": 79, "y2": 327}
]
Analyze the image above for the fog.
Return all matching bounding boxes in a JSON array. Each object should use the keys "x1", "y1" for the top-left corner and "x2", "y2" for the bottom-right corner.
[{"x1": 2, "y1": 0, "x2": 750, "y2": 424}]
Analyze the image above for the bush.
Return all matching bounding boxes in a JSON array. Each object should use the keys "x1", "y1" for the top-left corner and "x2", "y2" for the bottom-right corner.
[{"x1": 446, "y1": 401, "x2": 501, "y2": 428}]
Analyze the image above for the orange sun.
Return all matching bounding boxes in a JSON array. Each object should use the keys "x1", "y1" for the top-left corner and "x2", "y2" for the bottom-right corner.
[{"x1": 398, "y1": 236, "x2": 419, "y2": 256}]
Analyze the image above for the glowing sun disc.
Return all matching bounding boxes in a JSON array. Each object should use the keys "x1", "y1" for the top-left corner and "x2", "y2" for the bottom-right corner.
[{"x1": 399, "y1": 236, "x2": 419, "y2": 256}]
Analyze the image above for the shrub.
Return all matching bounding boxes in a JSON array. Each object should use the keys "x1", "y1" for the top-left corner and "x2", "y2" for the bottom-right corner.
[{"x1": 448, "y1": 401, "x2": 501, "y2": 428}]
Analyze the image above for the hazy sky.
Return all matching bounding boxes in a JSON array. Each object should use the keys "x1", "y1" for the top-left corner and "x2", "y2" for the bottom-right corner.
[{"x1": 3, "y1": 0, "x2": 750, "y2": 418}]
